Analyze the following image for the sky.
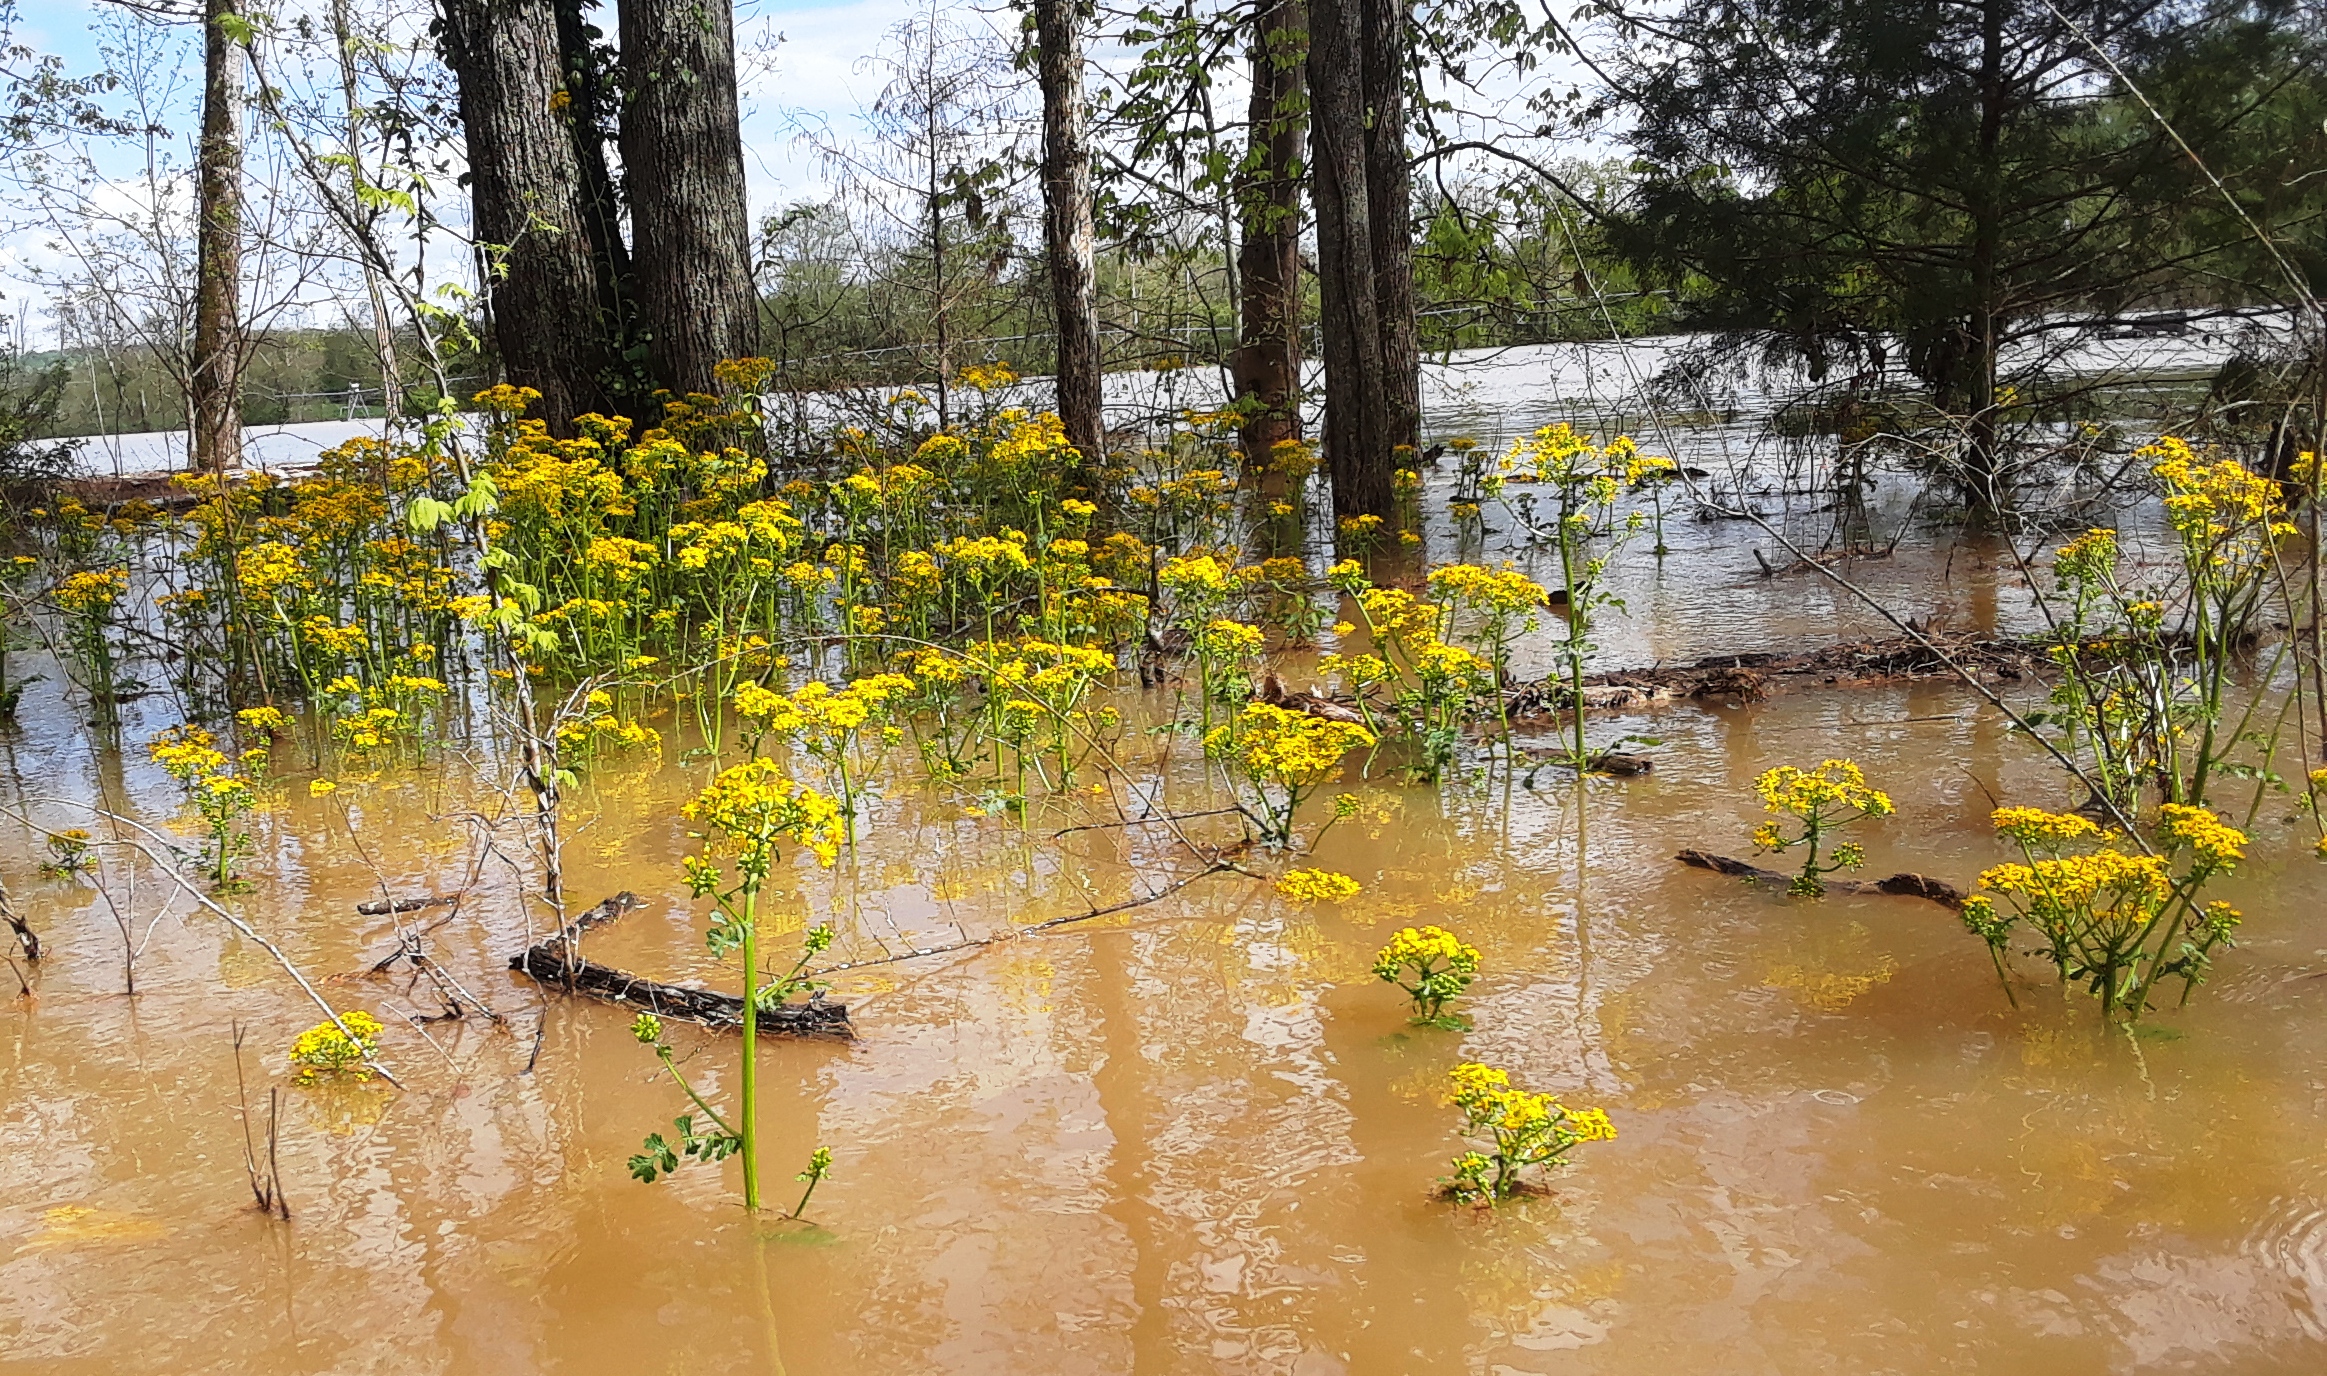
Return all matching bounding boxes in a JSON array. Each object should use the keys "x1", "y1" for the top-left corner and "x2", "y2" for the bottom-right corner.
[
  {"x1": 0, "y1": 0, "x2": 982, "y2": 342},
  {"x1": 0, "y1": 0, "x2": 1575, "y2": 347}
]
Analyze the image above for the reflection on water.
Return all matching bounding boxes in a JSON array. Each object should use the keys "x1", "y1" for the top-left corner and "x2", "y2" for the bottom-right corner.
[
  {"x1": 2, "y1": 635, "x2": 2324, "y2": 1375},
  {"x1": 0, "y1": 384, "x2": 2317, "y2": 1371}
]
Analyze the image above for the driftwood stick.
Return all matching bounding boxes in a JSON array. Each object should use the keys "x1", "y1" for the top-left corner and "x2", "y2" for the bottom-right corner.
[
  {"x1": 808, "y1": 862, "x2": 1240, "y2": 977},
  {"x1": 356, "y1": 894, "x2": 460, "y2": 916},
  {"x1": 507, "y1": 892, "x2": 854, "y2": 1039},
  {"x1": 1675, "y1": 849, "x2": 1967, "y2": 909}
]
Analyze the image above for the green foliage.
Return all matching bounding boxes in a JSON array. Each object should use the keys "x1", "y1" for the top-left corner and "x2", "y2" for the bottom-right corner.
[{"x1": 1608, "y1": 0, "x2": 2327, "y2": 495}]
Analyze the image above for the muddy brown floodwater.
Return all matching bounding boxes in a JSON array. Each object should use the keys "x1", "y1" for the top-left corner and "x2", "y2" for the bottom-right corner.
[{"x1": 5, "y1": 535, "x2": 2327, "y2": 1375}]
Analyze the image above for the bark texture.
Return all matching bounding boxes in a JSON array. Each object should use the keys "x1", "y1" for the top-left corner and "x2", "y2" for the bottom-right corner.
[
  {"x1": 437, "y1": 0, "x2": 625, "y2": 432},
  {"x1": 1361, "y1": 0, "x2": 1417, "y2": 461},
  {"x1": 1035, "y1": 0, "x2": 1104, "y2": 463},
  {"x1": 1231, "y1": 0, "x2": 1307, "y2": 470},
  {"x1": 191, "y1": 0, "x2": 245, "y2": 472},
  {"x1": 620, "y1": 0, "x2": 759, "y2": 400},
  {"x1": 1306, "y1": 0, "x2": 1394, "y2": 518},
  {"x1": 556, "y1": 0, "x2": 636, "y2": 389}
]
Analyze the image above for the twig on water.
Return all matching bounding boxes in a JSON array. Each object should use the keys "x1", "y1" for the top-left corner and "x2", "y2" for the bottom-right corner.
[{"x1": 808, "y1": 862, "x2": 1246, "y2": 977}]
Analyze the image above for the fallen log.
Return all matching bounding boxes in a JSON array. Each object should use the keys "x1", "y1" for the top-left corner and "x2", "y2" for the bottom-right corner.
[
  {"x1": 1507, "y1": 632, "x2": 2049, "y2": 718},
  {"x1": 508, "y1": 892, "x2": 853, "y2": 1038},
  {"x1": 1257, "y1": 673, "x2": 1371, "y2": 725},
  {"x1": 1675, "y1": 849, "x2": 1966, "y2": 909}
]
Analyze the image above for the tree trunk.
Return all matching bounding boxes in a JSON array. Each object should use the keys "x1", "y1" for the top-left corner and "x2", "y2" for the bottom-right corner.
[
  {"x1": 555, "y1": 0, "x2": 636, "y2": 403},
  {"x1": 1035, "y1": 0, "x2": 1104, "y2": 463},
  {"x1": 1231, "y1": 0, "x2": 1307, "y2": 471},
  {"x1": 620, "y1": 0, "x2": 759, "y2": 402},
  {"x1": 1307, "y1": 0, "x2": 1392, "y2": 518},
  {"x1": 437, "y1": 0, "x2": 624, "y2": 433},
  {"x1": 1362, "y1": 0, "x2": 1417, "y2": 462},
  {"x1": 191, "y1": 0, "x2": 244, "y2": 473},
  {"x1": 1965, "y1": 0, "x2": 2007, "y2": 510}
]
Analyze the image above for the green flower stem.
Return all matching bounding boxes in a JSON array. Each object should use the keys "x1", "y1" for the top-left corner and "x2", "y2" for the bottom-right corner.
[{"x1": 738, "y1": 887, "x2": 759, "y2": 1211}]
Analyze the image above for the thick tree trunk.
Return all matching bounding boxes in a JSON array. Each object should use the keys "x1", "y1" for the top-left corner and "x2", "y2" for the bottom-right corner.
[
  {"x1": 191, "y1": 0, "x2": 244, "y2": 473},
  {"x1": 1307, "y1": 0, "x2": 1393, "y2": 518},
  {"x1": 1035, "y1": 0, "x2": 1104, "y2": 463},
  {"x1": 1361, "y1": 0, "x2": 1417, "y2": 461},
  {"x1": 437, "y1": 0, "x2": 624, "y2": 433},
  {"x1": 620, "y1": 0, "x2": 759, "y2": 402},
  {"x1": 1231, "y1": 0, "x2": 1307, "y2": 470}
]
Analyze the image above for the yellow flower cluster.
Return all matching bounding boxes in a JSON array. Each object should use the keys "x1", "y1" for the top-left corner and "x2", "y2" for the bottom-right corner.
[
  {"x1": 936, "y1": 531, "x2": 1033, "y2": 580},
  {"x1": 2145, "y1": 437, "x2": 2290, "y2": 528},
  {"x1": 1990, "y1": 806, "x2": 2106, "y2": 849},
  {"x1": 289, "y1": 1010, "x2": 383, "y2": 1081},
  {"x1": 1754, "y1": 759, "x2": 1893, "y2": 819},
  {"x1": 236, "y1": 706, "x2": 287, "y2": 735},
  {"x1": 52, "y1": 567, "x2": 128, "y2": 615},
  {"x1": 957, "y1": 361, "x2": 1020, "y2": 392},
  {"x1": 150, "y1": 725, "x2": 228, "y2": 785},
  {"x1": 1157, "y1": 552, "x2": 1243, "y2": 604},
  {"x1": 2053, "y1": 528, "x2": 2119, "y2": 584},
  {"x1": 1375, "y1": 924, "x2": 1479, "y2": 975},
  {"x1": 235, "y1": 542, "x2": 310, "y2": 598},
  {"x1": 1426, "y1": 563, "x2": 1550, "y2": 616},
  {"x1": 1978, "y1": 849, "x2": 2171, "y2": 908},
  {"x1": 1276, "y1": 868, "x2": 1361, "y2": 902},
  {"x1": 987, "y1": 409, "x2": 1082, "y2": 468},
  {"x1": 1500, "y1": 423, "x2": 1673, "y2": 496},
  {"x1": 1192, "y1": 618, "x2": 1265, "y2": 662},
  {"x1": 1206, "y1": 703, "x2": 1376, "y2": 784},
  {"x1": 1444, "y1": 1061, "x2": 1617, "y2": 1201},
  {"x1": 682, "y1": 757, "x2": 846, "y2": 870},
  {"x1": 2155, "y1": 803, "x2": 2245, "y2": 869}
]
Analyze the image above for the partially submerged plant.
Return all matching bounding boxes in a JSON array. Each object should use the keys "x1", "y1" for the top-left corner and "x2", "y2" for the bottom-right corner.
[
  {"x1": 2033, "y1": 440, "x2": 2297, "y2": 817},
  {"x1": 39, "y1": 828, "x2": 93, "y2": 876},
  {"x1": 1497, "y1": 425, "x2": 1674, "y2": 769},
  {"x1": 289, "y1": 1010, "x2": 383, "y2": 1082},
  {"x1": 49, "y1": 565, "x2": 128, "y2": 717},
  {"x1": 1749, "y1": 758, "x2": 1894, "y2": 896},
  {"x1": 789, "y1": 1145, "x2": 834, "y2": 1220},
  {"x1": 669, "y1": 758, "x2": 843, "y2": 1209},
  {"x1": 1205, "y1": 702, "x2": 1375, "y2": 848},
  {"x1": 1961, "y1": 803, "x2": 2245, "y2": 1018},
  {"x1": 150, "y1": 725, "x2": 258, "y2": 888},
  {"x1": 1372, "y1": 925, "x2": 1481, "y2": 1026},
  {"x1": 1322, "y1": 567, "x2": 1493, "y2": 783},
  {"x1": 1442, "y1": 1062, "x2": 1616, "y2": 1203}
]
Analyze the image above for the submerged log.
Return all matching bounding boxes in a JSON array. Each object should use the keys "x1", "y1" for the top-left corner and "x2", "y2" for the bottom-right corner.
[
  {"x1": 1675, "y1": 849, "x2": 1966, "y2": 910},
  {"x1": 508, "y1": 892, "x2": 854, "y2": 1039},
  {"x1": 1507, "y1": 632, "x2": 2048, "y2": 719},
  {"x1": 357, "y1": 894, "x2": 460, "y2": 916},
  {"x1": 1257, "y1": 673, "x2": 1371, "y2": 725}
]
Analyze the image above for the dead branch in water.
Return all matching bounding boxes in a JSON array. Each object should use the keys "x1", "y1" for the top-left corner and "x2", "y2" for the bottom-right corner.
[
  {"x1": 1675, "y1": 849, "x2": 1968, "y2": 908},
  {"x1": 7, "y1": 797, "x2": 404, "y2": 1088},
  {"x1": 1508, "y1": 632, "x2": 2048, "y2": 716},
  {"x1": 1, "y1": 880, "x2": 37, "y2": 963},
  {"x1": 507, "y1": 893, "x2": 854, "y2": 1039},
  {"x1": 230, "y1": 1021, "x2": 289, "y2": 1220},
  {"x1": 807, "y1": 862, "x2": 1245, "y2": 978},
  {"x1": 356, "y1": 894, "x2": 460, "y2": 916}
]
